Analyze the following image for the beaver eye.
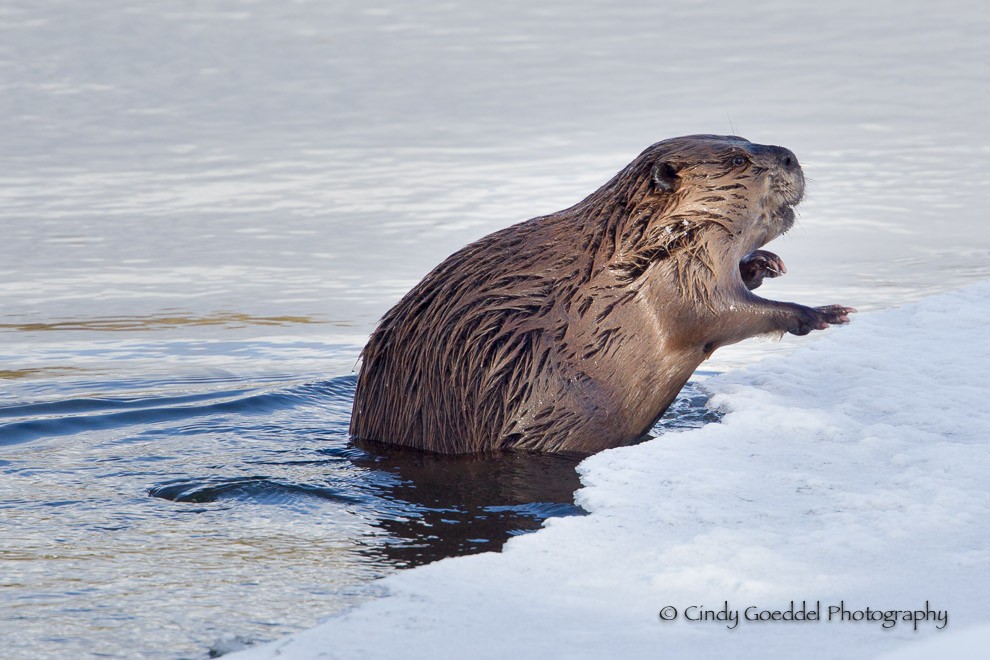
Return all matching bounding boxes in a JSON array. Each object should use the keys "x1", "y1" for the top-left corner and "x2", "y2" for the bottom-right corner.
[{"x1": 731, "y1": 155, "x2": 747, "y2": 166}]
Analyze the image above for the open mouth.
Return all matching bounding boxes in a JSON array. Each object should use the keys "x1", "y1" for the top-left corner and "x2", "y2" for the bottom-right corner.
[{"x1": 739, "y1": 199, "x2": 797, "y2": 291}]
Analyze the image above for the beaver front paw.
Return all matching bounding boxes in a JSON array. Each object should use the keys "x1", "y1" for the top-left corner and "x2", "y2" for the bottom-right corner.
[
  {"x1": 789, "y1": 304, "x2": 857, "y2": 336},
  {"x1": 740, "y1": 250, "x2": 786, "y2": 290}
]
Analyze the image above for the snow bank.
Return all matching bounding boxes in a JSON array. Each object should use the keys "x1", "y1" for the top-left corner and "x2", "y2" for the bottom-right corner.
[{"x1": 235, "y1": 282, "x2": 990, "y2": 660}]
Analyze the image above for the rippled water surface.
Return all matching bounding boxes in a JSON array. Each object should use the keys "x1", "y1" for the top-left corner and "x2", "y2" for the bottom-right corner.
[{"x1": 2, "y1": 0, "x2": 989, "y2": 657}]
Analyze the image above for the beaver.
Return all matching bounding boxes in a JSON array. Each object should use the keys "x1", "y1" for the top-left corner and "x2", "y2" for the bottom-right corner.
[{"x1": 350, "y1": 135, "x2": 854, "y2": 454}]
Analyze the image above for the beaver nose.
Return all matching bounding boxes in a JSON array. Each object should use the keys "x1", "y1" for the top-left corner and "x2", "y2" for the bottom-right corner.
[
  {"x1": 752, "y1": 144, "x2": 801, "y2": 173},
  {"x1": 776, "y1": 147, "x2": 799, "y2": 172}
]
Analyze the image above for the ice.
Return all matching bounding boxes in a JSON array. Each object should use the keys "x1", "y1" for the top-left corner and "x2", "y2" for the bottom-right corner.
[{"x1": 234, "y1": 282, "x2": 990, "y2": 659}]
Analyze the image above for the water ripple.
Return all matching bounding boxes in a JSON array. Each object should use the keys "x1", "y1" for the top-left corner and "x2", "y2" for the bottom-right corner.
[
  {"x1": 149, "y1": 475, "x2": 366, "y2": 505},
  {"x1": 0, "y1": 382, "x2": 327, "y2": 446}
]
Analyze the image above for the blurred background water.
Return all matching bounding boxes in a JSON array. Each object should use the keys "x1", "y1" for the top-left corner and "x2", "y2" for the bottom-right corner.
[{"x1": 1, "y1": 0, "x2": 988, "y2": 657}]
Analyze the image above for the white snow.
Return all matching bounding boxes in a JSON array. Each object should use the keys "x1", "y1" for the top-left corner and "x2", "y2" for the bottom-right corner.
[{"x1": 234, "y1": 281, "x2": 990, "y2": 659}]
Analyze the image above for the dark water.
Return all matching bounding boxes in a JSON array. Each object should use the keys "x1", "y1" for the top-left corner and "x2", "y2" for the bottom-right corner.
[{"x1": 0, "y1": 346, "x2": 715, "y2": 659}]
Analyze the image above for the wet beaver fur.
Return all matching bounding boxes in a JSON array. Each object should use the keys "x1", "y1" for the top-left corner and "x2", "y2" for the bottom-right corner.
[{"x1": 350, "y1": 135, "x2": 854, "y2": 454}]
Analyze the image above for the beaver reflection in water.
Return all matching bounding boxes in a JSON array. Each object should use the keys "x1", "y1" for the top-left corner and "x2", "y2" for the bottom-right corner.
[{"x1": 350, "y1": 135, "x2": 854, "y2": 454}]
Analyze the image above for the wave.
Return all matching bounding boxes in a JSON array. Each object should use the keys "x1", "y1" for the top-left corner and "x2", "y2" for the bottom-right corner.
[{"x1": 0, "y1": 375, "x2": 356, "y2": 446}]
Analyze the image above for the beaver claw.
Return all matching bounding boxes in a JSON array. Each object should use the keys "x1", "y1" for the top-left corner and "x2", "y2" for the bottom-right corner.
[
  {"x1": 789, "y1": 304, "x2": 857, "y2": 336},
  {"x1": 740, "y1": 250, "x2": 787, "y2": 290}
]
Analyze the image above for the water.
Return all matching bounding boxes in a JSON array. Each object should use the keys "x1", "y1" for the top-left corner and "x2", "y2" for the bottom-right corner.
[
  {"x1": 2, "y1": 0, "x2": 989, "y2": 657},
  {"x1": 2, "y1": 365, "x2": 591, "y2": 658}
]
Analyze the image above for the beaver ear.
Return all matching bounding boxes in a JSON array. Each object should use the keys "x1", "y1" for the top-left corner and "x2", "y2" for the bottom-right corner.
[{"x1": 651, "y1": 161, "x2": 680, "y2": 193}]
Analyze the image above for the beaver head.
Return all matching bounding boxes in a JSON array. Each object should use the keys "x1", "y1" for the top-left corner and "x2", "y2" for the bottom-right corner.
[
  {"x1": 648, "y1": 134, "x2": 804, "y2": 243},
  {"x1": 597, "y1": 135, "x2": 805, "y2": 304}
]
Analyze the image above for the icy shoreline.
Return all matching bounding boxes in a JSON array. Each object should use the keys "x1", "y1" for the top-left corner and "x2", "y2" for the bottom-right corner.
[{"x1": 234, "y1": 282, "x2": 990, "y2": 660}]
